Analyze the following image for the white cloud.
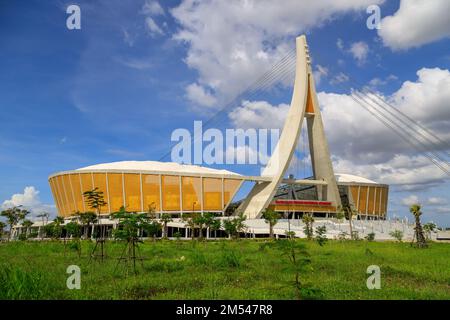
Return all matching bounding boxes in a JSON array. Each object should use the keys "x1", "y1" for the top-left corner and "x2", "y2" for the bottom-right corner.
[
  {"x1": 436, "y1": 207, "x2": 450, "y2": 214},
  {"x1": 1, "y1": 186, "x2": 56, "y2": 221},
  {"x1": 142, "y1": 0, "x2": 165, "y2": 16},
  {"x1": 378, "y1": 0, "x2": 450, "y2": 50},
  {"x1": 390, "y1": 68, "x2": 450, "y2": 126},
  {"x1": 336, "y1": 38, "x2": 344, "y2": 50},
  {"x1": 368, "y1": 74, "x2": 398, "y2": 88},
  {"x1": 330, "y1": 72, "x2": 349, "y2": 85},
  {"x1": 145, "y1": 17, "x2": 165, "y2": 36},
  {"x1": 349, "y1": 41, "x2": 369, "y2": 65},
  {"x1": 426, "y1": 197, "x2": 447, "y2": 205},
  {"x1": 171, "y1": 0, "x2": 383, "y2": 108},
  {"x1": 401, "y1": 195, "x2": 420, "y2": 206},
  {"x1": 228, "y1": 100, "x2": 289, "y2": 129},
  {"x1": 122, "y1": 28, "x2": 135, "y2": 47},
  {"x1": 185, "y1": 83, "x2": 217, "y2": 108},
  {"x1": 313, "y1": 64, "x2": 328, "y2": 86}
]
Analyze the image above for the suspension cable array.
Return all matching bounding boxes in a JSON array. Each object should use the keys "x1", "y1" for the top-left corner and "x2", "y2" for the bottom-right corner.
[
  {"x1": 156, "y1": 40, "x2": 449, "y2": 180},
  {"x1": 158, "y1": 48, "x2": 297, "y2": 162}
]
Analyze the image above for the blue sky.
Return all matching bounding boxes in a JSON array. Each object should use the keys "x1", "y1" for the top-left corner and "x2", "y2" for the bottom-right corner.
[{"x1": 1, "y1": 0, "x2": 449, "y2": 226}]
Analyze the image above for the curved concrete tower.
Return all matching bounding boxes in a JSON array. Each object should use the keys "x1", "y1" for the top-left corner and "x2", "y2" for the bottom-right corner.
[{"x1": 238, "y1": 35, "x2": 341, "y2": 218}]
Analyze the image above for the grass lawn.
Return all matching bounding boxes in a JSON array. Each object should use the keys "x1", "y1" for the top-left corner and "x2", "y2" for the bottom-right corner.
[{"x1": 0, "y1": 239, "x2": 449, "y2": 300}]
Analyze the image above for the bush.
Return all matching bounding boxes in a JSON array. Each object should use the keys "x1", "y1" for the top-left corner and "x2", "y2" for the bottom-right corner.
[
  {"x1": 218, "y1": 250, "x2": 241, "y2": 268},
  {"x1": 389, "y1": 230, "x2": 404, "y2": 242},
  {"x1": 338, "y1": 232, "x2": 348, "y2": 240},
  {"x1": 191, "y1": 251, "x2": 208, "y2": 266},
  {"x1": 17, "y1": 233, "x2": 27, "y2": 241},
  {"x1": 315, "y1": 226, "x2": 327, "y2": 246},
  {"x1": 365, "y1": 232, "x2": 376, "y2": 241},
  {"x1": 351, "y1": 231, "x2": 360, "y2": 240}
]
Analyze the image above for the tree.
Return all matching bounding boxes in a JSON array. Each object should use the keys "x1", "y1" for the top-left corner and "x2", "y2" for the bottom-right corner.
[
  {"x1": 0, "y1": 221, "x2": 6, "y2": 239},
  {"x1": 0, "y1": 206, "x2": 30, "y2": 241},
  {"x1": 65, "y1": 221, "x2": 82, "y2": 257},
  {"x1": 192, "y1": 214, "x2": 208, "y2": 240},
  {"x1": 160, "y1": 213, "x2": 173, "y2": 239},
  {"x1": 269, "y1": 239, "x2": 312, "y2": 299},
  {"x1": 223, "y1": 213, "x2": 247, "y2": 239},
  {"x1": 262, "y1": 208, "x2": 280, "y2": 239},
  {"x1": 53, "y1": 216, "x2": 65, "y2": 239},
  {"x1": 36, "y1": 212, "x2": 49, "y2": 239},
  {"x1": 21, "y1": 219, "x2": 34, "y2": 238},
  {"x1": 83, "y1": 187, "x2": 107, "y2": 238},
  {"x1": 337, "y1": 205, "x2": 355, "y2": 239},
  {"x1": 182, "y1": 213, "x2": 198, "y2": 240},
  {"x1": 111, "y1": 206, "x2": 153, "y2": 274},
  {"x1": 315, "y1": 225, "x2": 327, "y2": 246},
  {"x1": 204, "y1": 213, "x2": 221, "y2": 238},
  {"x1": 302, "y1": 213, "x2": 314, "y2": 240},
  {"x1": 423, "y1": 222, "x2": 437, "y2": 241},
  {"x1": 410, "y1": 204, "x2": 427, "y2": 248},
  {"x1": 82, "y1": 187, "x2": 107, "y2": 262},
  {"x1": 78, "y1": 211, "x2": 97, "y2": 239}
]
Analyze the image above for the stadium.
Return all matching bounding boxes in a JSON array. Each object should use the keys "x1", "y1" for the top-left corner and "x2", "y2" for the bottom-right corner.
[
  {"x1": 48, "y1": 164, "x2": 388, "y2": 220},
  {"x1": 45, "y1": 35, "x2": 389, "y2": 238},
  {"x1": 38, "y1": 35, "x2": 395, "y2": 240}
]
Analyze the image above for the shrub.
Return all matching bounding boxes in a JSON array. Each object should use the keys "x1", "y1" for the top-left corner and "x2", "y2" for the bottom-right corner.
[
  {"x1": 351, "y1": 231, "x2": 360, "y2": 240},
  {"x1": 389, "y1": 230, "x2": 404, "y2": 242},
  {"x1": 315, "y1": 226, "x2": 327, "y2": 246},
  {"x1": 365, "y1": 232, "x2": 376, "y2": 241},
  {"x1": 218, "y1": 250, "x2": 241, "y2": 268},
  {"x1": 338, "y1": 232, "x2": 348, "y2": 240}
]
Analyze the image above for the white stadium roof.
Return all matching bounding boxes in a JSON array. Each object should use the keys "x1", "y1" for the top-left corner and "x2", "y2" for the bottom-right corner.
[
  {"x1": 76, "y1": 161, "x2": 241, "y2": 176},
  {"x1": 334, "y1": 173, "x2": 378, "y2": 184}
]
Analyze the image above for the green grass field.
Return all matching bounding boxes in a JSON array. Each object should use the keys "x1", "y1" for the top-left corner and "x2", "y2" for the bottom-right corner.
[{"x1": 0, "y1": 239, "x2": 449, "y2": 300}]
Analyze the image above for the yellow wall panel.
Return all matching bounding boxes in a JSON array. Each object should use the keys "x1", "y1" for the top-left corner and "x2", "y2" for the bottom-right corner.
[
  {"x1": 92, "y1": 173, "x2": 109, "y2": 213},
  {"x1": 349, "y1": 186, "x2": 359, "y2": 210},
  {"x1": 124, "y1": 173, "x2": 141, "y2": 212},
  {"x1": 162, "y1": 175, "x2": 180, "y2": 211},
  {"x1": 142, "y1": 174, "x2": 160, "y2": 212},
  {"x1": 223, "y1": 179, "x2": 241, "y2": 209},
  {"x1": 69, "y1": 174, "x2": 84, "y2": 213},
  {"x1": 55, "y1": 175, "x2": 68, "y2": 216},
  {"x1": 182, "y1": 176, "x2": 201, "y2": 211},
  {"x1": 49, "y1": 178, "x2": 62, "y2": 216},
  {"x1": 203, "y1": 178, "x2": 222, "y2": 211},
  {"x1": 358, "y1": 186, "x2": 368, "y2": 214},
  {"x1": 367, "y1": 186, "x2": 375, "y2": 215},
  {"x1": 108, "y1": 173, "x2": 124, "y2": 213}
]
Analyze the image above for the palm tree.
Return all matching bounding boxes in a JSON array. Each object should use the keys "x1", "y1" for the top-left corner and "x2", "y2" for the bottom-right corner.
[
  {"x1": 410, "y1": 204, "x2": 427, "y2": 248},
  {"x1": 302, "y1": 213, "x2": 314, "y2": 240},
  {"x1": 21, "y1": 219, "x2": 34, "y2": 238},
  {"x1": 53, "y1": 216, "x2": 65, "y2": 239},
  {"x1": 203, "y1": 212, "x2": 220, "y2": 239},
  {"x1": 262, "y1": 208, "x2": 280, "y2": 239},
  {"x1": 160, "y1": 213, "x2": 173, "y2": 239},
  {"x1": 36, "y1": 212, "x2": 49, "y2": 239},
  {"x1": 78, "y1": 211, "x2": 98, "y2": 239}
]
